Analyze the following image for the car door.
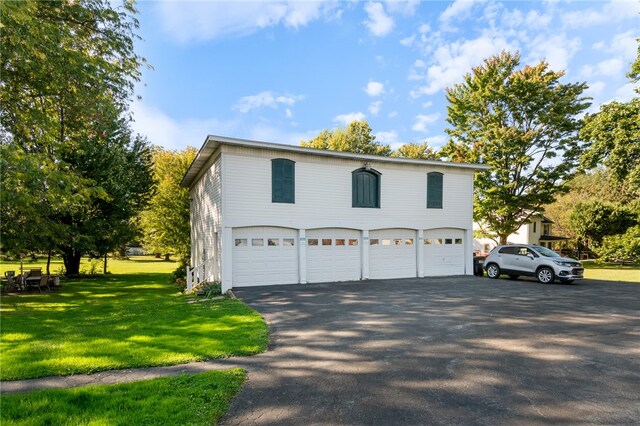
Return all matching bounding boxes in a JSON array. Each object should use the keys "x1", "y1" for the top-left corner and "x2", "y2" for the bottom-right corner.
[
  {"x1": 496, "y1": 246, "x2": 519, "y2": 271},
  {"x1": 510, "y1": 246, "x2": 537, "y2": 274}
]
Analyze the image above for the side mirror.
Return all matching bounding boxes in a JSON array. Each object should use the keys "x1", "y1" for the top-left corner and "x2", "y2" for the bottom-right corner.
[{"x1": 527, "y1": 253, "x2": 535, "y2": 260}]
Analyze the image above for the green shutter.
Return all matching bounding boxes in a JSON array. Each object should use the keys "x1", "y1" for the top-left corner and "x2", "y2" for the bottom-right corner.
[
  {"x1": 352, "y1": 169, "x2": 380, "y2": 208},
  {"x1": 272, "y1": 159, "x2": 295, "y2": 203},
  {"x1": 427, "y1": 172, "x2": 443, "y2": 209}
]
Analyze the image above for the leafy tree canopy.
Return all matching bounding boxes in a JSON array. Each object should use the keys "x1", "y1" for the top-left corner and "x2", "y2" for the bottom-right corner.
[
  {"x1": 569, "y1": 200, "x2": 638, "y2": 247},
  {"x1": 301, "y1": 120, "x2": 392, "y2": 156},
  {"x1": 0, "y1": 0, "x2": 150, "y2": 274},
  {"x1": 139, "y1": 147, "x2": 197, "y2": 263},
  {"x1": 441, "y1": 51, "x2": 591, "y2": 244},
  {"x1": 392, "y1": 142, "x2": 441, "y2": 160}
]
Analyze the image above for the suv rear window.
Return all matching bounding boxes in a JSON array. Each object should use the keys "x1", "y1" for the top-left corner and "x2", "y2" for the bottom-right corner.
[{"x1": 498, "y1": 246, "x2": 519, "y2": 254}]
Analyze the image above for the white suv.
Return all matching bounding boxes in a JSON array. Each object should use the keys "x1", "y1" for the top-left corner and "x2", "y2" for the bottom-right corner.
[{"x1": 484, "y1": 244, "x2": 584, "y2": 284}]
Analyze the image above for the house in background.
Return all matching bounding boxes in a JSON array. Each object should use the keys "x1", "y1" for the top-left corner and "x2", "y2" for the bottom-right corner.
[
  {"x1": 181, "y1": 135, "x2": 487, "y2": 293},
  {"x1": 473, "y1": 213, "x2": 569, "y2": 254}
]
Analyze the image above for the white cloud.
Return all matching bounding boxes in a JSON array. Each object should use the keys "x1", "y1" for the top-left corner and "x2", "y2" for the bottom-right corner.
[
  {"x1": 375, "y1": 130, "x2": 401, "y2": 148},
  {"x1": 564, "y1": 0, "x2": 640, "y2": 29},
  {"x1": 233, "y1": 91, "x2": 303, "y2": 113},
  {"x1": 156, "y1": 1, "x2": 337, "y2": 43},
  {"x1": 364, "y1": 81, "x2": 385, "y2": 96},
  {"x1": 285, "y1": 108, "x2": 293, "y2": 118},
  {"x1": 586, "y1": 81, "x2": 606, "y2": 97},
  {"x1": 246, "y1": 125, "x2": 320, "y2": 146},
  {"x1": 334, "y1": 112, "x2": 366, "y2": 125},
  {"x1": 363, "y1": 2, "x2": 395, "y2": 37},
  {"x1": 131, "y1": 101, "x2": 238, "y2": 150},
  {"x1": 388, "y1": 111, "x2": 398, "y2": 118},
  {"x1": 384, "y1": 0, "x2": 419, "y2": 16},
  {"x1": 400, "y1": 34, "x2": 416, "y2": 47},
  {"x1": 368, "y1": 100, "x2": 383, "y2": 116},
  {"x1": 425, "y1": 135, "x2": 448, "y2": 148},
  {"x1": 439, "y1": 0, "x2": 480, "y2": 24},
  {"x1": 422, "y1": 101, "x2": 433, "y2": 109},
  {"x1": 410, "y1": 33, "x2": 515, "y2": 97},
  {"x1": 526, "y1": 33, "x2": 581, "y2": 71},
  {"x1": 412, "y1": 113, "x2": 440, "y2": 133}
]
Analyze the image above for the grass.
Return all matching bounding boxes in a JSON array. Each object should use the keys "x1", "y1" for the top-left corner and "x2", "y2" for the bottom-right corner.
[
  {"x1": 0, "y1": 256, "x2": 268, "y2": 381},
  {"x1": 0, "y1": 369, "x2": 245, "y2": 425},
  {"x1": 582, "y1": 260, "x2": 640, "y2": 283}
]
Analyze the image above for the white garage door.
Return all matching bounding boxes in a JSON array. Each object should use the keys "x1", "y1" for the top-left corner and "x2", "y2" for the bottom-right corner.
[
  {"x1": 307, "y1": 228, "x2": 361, "y2": 283},
  {"x1": 369, "y1": 229, "x2": 417, "y2": 279},
  {"x1": 232, "y1": 227, "x2": 298, "y2": 287},
  {"x1": 424, "y1": 228, "x2": 465, "y2": 276}
]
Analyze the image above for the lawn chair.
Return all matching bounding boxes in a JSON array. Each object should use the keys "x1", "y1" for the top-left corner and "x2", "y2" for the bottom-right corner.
[
  {"x1": 3, "y1": 271, "x2": 17, "y2": 292},
  {"x1": 38, "y1": 275, "x2": 51, "y2": 293},
  {"x1": 24, "y1": 268, "x2": 43, "y2": 292}
]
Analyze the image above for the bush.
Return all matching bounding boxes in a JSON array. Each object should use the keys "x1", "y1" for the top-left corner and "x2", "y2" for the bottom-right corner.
[
  {"x1": 199, "y1": 281, "x2": 222, "y2": 298},
  {"x1": 171, "y1": 263, "x2": 188, "y2": 292},
  {"x1": 596, "y1": 226, "x2": 640, "y2": 262}
]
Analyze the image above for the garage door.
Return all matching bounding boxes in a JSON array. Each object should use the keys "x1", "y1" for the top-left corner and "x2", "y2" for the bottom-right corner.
[
  {"x1": 307, "y1": 228, "x2": 361, "y2": 283},
  {"x1": 369, "y1": 229, "x2": 417, "y2": 279},
  {"x1": 232, "y1": 227, "x2": 298, "y2": 287},
  {"x1": 424, "y1": 228, "x2": 465, "y2": 276}
]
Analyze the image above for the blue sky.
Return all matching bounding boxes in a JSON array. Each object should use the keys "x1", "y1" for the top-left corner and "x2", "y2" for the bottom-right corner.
[{"x1": 130, "y1": 0, "x2": 639, "y2": 151}]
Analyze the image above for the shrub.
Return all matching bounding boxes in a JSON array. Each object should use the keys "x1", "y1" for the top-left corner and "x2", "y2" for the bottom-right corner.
[
  {"x1": 171, "y1": 263, "x2": 188, "y2": 292},
  {"x1": 596, "y1": 226, "x2": 640, "y2": 262}
]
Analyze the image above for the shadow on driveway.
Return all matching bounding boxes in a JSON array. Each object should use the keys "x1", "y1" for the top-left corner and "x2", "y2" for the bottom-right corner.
[{"x1": 224, "y1": 276, "x2": 640, "y2": 425}]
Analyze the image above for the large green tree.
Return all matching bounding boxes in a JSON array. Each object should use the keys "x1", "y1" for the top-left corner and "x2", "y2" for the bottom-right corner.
[
  {"x1": 301, "y1": 120, "x2": 392, "y2": 156},
  {"x1": 139, "y1": 147, "x2": 196, "y2": 263},
  {"x1": 569, "y1": 200, "x2": 638, "y2": 248},
  {"x1": 1, "y1": 0, "x2": 150, "y2": 274},
  {"x1": 442, "y1": 51, "x2": 591, "y2": 244}
]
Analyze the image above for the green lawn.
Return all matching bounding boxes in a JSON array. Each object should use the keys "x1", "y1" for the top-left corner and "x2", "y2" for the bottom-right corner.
[
  {"x1": 583, "y1": 261, "x2": 640, "y2": 283},
  {"x1": 0, "y1": 256, "x2": 268, "y2": 381},
  {"x1": 1, "y1": 369, "x2": 245, "y2": 425}
]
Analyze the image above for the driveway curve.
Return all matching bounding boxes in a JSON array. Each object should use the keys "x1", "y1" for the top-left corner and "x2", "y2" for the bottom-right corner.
[{"x1": 224, "y1": 276, "x2": 640, "y2": 425}]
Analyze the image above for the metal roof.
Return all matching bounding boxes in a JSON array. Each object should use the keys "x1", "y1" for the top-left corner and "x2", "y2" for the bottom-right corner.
[{"x1": 180, "y1": 134, "x2": 490, "y2": 189}]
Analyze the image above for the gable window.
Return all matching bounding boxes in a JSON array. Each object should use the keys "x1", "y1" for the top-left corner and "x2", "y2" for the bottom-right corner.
[
  {"x1": 533, "y1": 221, "x2": 537, "y2": 233},
  {"x1": 272, "y1": 159, "x2": 295, "y2": 203},
  {"x1": 427, "y1": 172, "x2": 443, "y2": 209},
  {"x1": 352, "y1": 167, "x2": 381, "y2": 208}
]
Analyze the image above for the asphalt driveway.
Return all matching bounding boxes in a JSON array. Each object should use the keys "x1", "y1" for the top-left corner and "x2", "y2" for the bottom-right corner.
[{"x1": 224, "y1": 276, "x2": 640, "y2": 425}]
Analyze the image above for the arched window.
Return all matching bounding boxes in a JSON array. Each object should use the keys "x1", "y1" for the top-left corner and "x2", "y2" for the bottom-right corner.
[
  {"x1": 352, "y1": 167, "x2": 381, "y2": 208},
  {"x1": 427, "y1": 172, "x2": 443, "y2": 209},
  {"x1": 272, "y1": 158, "x2": 295, "y2": 203}
]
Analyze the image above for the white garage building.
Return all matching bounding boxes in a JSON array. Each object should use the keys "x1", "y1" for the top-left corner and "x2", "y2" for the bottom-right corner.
[{"x1": 181, "y1": 135, "x2": 487, "y2": 293}]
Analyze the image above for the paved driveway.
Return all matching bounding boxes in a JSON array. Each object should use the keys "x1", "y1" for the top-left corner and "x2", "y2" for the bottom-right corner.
[{"x1": 224, "y1": 276, "x2": 640, "y2": 425}]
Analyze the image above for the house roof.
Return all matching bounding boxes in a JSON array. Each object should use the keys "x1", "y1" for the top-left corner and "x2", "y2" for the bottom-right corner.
[
  {"x1": 181, "y1": 134, "x2": 490, "y2": 188},
  {"x1": 539, "y1": 235, "x2": 569, "y2": 241}
]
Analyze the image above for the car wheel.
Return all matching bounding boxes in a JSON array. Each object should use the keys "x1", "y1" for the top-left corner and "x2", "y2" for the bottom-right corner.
[
  {"x1": 537, "y1": 267, "x2": 555, "y2": 284},
  {"x1": 508, "y1": 275, "x2": 519, "y2": 280},
  {"x1": 486, "y1": 263, "x2": 500, "y2": 279}
]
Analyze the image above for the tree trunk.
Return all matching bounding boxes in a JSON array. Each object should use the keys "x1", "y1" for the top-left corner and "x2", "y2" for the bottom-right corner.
[
  {"x1": 46, "y1": 250, "x2": 52, "y2": 275},
  {"x1": 62, "y1": 249, "x2": 82, "y2": 275},
  {"x1": 155, "y1": 253, "x2": 161, "y2": 259},
  {"x1": 164, "y1": 254, "x2": 171, "y2": 261},
  {"x1": 499, "y1": 234, "x2": 508, "y2": 245},
  {"x1": 103, "y1": 254, "x2": 108, "y2": 274}
]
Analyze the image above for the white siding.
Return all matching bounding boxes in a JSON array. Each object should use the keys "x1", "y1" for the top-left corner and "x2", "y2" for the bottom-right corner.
[
  {"x1": 221, "y1": 146, "x2": 474, "y2": 231},
  {"x1": 190, "y1": 156, "x2": 222, "y2": 276}
]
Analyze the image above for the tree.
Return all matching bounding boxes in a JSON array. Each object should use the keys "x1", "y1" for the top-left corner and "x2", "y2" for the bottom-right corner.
[
  {"x1": 392, "y1": 142, "x2": 440, "y2": 160},
  {"x1": 597, "y1": 226, "x2": 640, "y2": 262},
  {"x1": 569, "y1": 200, "x2": 638, "y2": 248},
  {"x1": 579, "y1": 37, "x2": 640, "y2": 199},
  {"x1": 301, "y1": 120, "x2": 392, "y2": 156},
  {"x1": 442, "y1": 51, "x2": 591, "y2": 244},
  {"x1": 139, "y1": 147, "x2": 197, "y2": 263},
  {"x1": 1, "y1": 0, "x2": 149, "y2": 274}
]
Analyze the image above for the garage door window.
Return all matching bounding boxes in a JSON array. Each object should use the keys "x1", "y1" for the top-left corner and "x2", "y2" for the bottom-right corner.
[
  {"x1": 235, "y1": 239, "x2": 247, "y2": 246},
  {"x1": 283, "y1": 238, "x2": 295, "y2": 246},
  {"x1": 322, "y1": 239, "x2": 332, "y2": 246},
  {"x1": 445, "y1": 238, "x2": 453, "y2": 244},
  {"x1": 272, "y1": 159, "x2": 295, "y2": 204},
  {"x1": 455, "y1": 238, "x2": 462, "y2": 244},
  {"x1": 268, "y1": 238, "x2": 279, "y2": 246},
  {"x1": 427, "y1": 172, "x2": 443, "y2": 209},
  {"x1": 352, "y1": 167, "x2": 381, "y2": 208},
  {"x1": 349, "y1": 239, "x2": 359, "y2": 246},
  {"x1": 252, "y1": 239, "x2": 264, "y2": 246},
  {"x1": 424, "y1": 238, "x2": 432, "y2": 245},
  {"x1": 370, "y1": 239, "x2": 379, "y2": 246},
  {"x1": 336, "y1": 239, "x2": 345, "y2": 246},
  {"x1": 308, "y1": 239, "x2": 319, "y2": 246}
]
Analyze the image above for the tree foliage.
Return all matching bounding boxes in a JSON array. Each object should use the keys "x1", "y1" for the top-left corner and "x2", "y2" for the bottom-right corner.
[
  {"x1": 569, "y1": 200, "x2": 638, "y2": 247},
  {"x1": 392, "y1": 142, "x2": 440, "y2": 160},
  {"x1": 597, "y1": 226, "x2": 640, "y2": 262},
  {"x1": 441, "y1": 51, "x2": 591, "y2": 244},
  {"x1": 0, "y1": 0, "x2": 150, "y2": 274},
  {"x1": 301, "y1": 120, "x2": 392, "y2": 156},
  {"x1": 139, "y1": 147, "x2": 197, "y2": 263}
]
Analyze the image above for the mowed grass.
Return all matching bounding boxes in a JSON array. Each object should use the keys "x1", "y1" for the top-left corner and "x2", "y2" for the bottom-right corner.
[
  {"x1": 1, "y1": 369, "x2": 245, "y2": 426},
  {"x1": 583, "y1": 261, "x2": 640, "y2": 283},
  {"x1": 0, "y1": 257, "x2": 268, "y2": 381}
]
